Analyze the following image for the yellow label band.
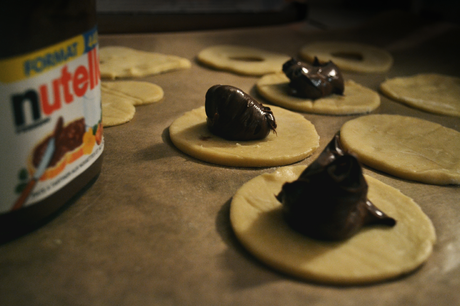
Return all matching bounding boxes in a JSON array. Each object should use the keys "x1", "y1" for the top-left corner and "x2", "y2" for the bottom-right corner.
[{"x1": 0, "y1": 27, "x2": 98, "y2": 83}]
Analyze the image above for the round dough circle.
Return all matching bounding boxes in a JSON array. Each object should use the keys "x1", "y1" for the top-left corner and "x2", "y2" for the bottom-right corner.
[
  {"x1": 380, "y1": 74, "x2": 460, "y2": 117},
  {"x1": 169, "y1": 106, "x2": 319, "y2": 167},
  {"x1": 102, "y1": 81, "x2": 164, "y2": 106},
  {"x1": 99, "y1": 46, "x2": 191, "y2": 80},
  {"x1": 230, "y1": 165, "x2": 436, "y2": 285},
  {"x1": 299, "y1": 42, "x2": 393, "y2": 73},
  {"x1": 197, "y1": 45, "x2": 290, "y2": 76},
  {"x1": 256, "y1": 73, "x2": 380, "y2": 115},
  {"x1": 340, "y1": 114, "x2": 460, "y2": 185},
  {"x1": 101, "y1": 90, "x2": 136, "y2": 127}
]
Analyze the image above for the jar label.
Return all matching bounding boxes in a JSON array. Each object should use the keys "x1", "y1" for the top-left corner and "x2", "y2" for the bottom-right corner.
[{"x1": 0, "y1": 26, "x2": 103, "y2": 213}]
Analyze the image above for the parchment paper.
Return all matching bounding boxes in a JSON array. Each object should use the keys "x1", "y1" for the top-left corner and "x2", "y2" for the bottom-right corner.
[{"x1": 1, "y1": 11, "x2": 459, "y2": 306}]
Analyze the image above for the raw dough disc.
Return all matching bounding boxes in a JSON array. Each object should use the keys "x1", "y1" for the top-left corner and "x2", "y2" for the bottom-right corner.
[
  {"x1": 380, "y1": 73, "x2": 460, "y2": 117},
  {"x1": 101, "y1": 89, "x2": 136, "y2": 127},
  {"x1": 169, "y1": 106, "x2": 319, "y2": 167},
  {"x1": 340, "y1": 114, "x2": 460, "y2": 185},
  {"x1": 101, "y1": 81, "x2": 164, "y2": 106},
  {"x1": 197, "y1": 45, "x2": 290, "y2": 76},
  {"x1": 230, "y1": 165, "x2": 436, "y2": 285},
  {"x1": 256, "y1": 73, "x2": 380, "y2": 115},
  {"x1": 299, "y1": 42, "x2": 393, "y2": 73},
  {"x1": 99, "y1": 46, "x2": 191, "y2": 79}
]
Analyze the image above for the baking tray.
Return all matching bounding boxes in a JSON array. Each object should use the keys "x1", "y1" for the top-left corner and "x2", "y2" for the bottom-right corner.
[{"x1": 1, "y1": 11, "x2": 459, "y2": 306}]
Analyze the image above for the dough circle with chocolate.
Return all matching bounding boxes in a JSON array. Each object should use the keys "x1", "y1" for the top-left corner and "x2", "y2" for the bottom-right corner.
[
  {"x1": 256, "y1": 73, "x2": 380, "y2": 115},
  {"x1": 197, "y1": 45, "x2": 290, "y2": 76},
  {"x1": 380, "y1": 73, "x2": 460, "y2": 117},
  {"x1": 230, "y1": 165, "x2": 436, "y2": 285},
  {"x1": 340, "y1": 114, "x2": 460, "y2": 185},
  {"x1": 299, "y1": 42, "x2": 393, "y2": 73},
  {"x1": 169, "y1": 105, "x2": 319, "y2": 167}
]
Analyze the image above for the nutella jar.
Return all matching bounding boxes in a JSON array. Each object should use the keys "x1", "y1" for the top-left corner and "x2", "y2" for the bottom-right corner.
[{"x1": 0, "y1": 0, "x2": 103, "y2": 240}]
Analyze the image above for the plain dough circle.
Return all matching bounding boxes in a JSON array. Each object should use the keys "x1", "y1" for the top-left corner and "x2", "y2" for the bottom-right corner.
[
  {"x1": 380, "y1": 73, "x2": 460, "y2": 117},
  {"x1": 256, "y1": 73, "x2": 380, "y2": 115},
  {"x1": 101, "y1": 89, "x2": 136, "y2": 127},
  {"x1": 230, "y1": 165, "x2": 436, "y2": 285},
  {"x1": 197, "y1": 45, "x2": 290, "y2": 76},
  {"x1": 340, "y1": 114, "x2": 460, "y2": 185},
  {"x1": 101, "y1": 81, "x2": 164, "y2": 106},
  {"x1": 169, "y1": 106, "x2": 319, "y2": 167},
  {"x1": 99, "y1": 46, "x2": 191, "y2": 79},
  {"x1": 299, "y1": 42, "x2": 393, "y2": 73}
]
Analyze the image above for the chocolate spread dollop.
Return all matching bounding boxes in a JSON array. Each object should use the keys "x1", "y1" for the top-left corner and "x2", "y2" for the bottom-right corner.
[
  {"x1": 282, "y1": 57, "x2": 344, "y2": 100},
  {"x1": 276, "y1": 134, "x2": 396, "y2": 241},
  {"x1": 205, "y1": 85, "x2": 277, "y2": 141}
]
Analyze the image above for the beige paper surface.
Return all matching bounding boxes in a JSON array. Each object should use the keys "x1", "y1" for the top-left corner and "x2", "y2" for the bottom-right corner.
[{"x1": 1, "y1": 11, "x2": 459, "y2": 306}]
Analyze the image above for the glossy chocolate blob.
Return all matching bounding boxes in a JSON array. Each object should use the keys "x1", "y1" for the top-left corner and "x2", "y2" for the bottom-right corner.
[
  {"x1": 282, "y1": 57, "x2": 344, "y2": 99},
  {"x1": 277, "y1": 134, "x2": 396, "y2": 241},
  {"x1": 205, "y1": 85, "x2": 277, "y2": 141}
]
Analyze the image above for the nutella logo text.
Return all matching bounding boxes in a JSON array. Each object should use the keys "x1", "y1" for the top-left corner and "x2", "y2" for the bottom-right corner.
[{"x1": 11, "y1": 48, "x2": 99, "y2": 133}]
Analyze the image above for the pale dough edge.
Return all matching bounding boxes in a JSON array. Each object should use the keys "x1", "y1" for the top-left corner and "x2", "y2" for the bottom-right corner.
[
  {"x1": 379, "y1": 75, "x2": 460, "y2": 117},
  {"x1": 101, "y1": 81, "x2": 164, "y2": 105},
  {"x1": 101, "y1": 91, "x2": 136, "y2": 127},
  {"x1": 340, "y1": 115, "x2": 460, "y2": 185},
  {"x1": 197, "y1": 45, "x2": 290, "y2": 76},
  {"x1": 99, "y1": 46, "x2": 191, "y2": 80}
]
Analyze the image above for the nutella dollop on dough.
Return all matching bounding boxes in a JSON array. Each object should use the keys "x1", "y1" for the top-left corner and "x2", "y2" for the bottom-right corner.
[
  {"x1": 282, "y1": 57, "x2": 344, "y2": 100},
  {"x1": 276, "y1": 134, "x2": 396, "y2": 241},
  {"x1": 205, "y1": 85, "x2": 277, "y2": 141}
]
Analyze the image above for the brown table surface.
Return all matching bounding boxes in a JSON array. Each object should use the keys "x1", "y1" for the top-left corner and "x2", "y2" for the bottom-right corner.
[{"x1": 1, "y1": 11, "x2": 460, "y2": 306}]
